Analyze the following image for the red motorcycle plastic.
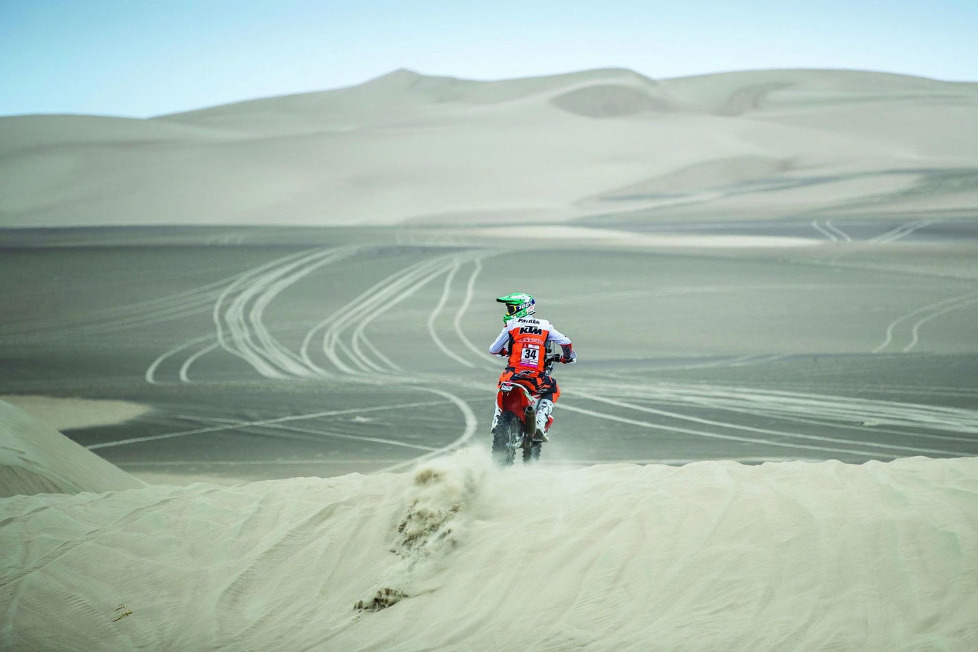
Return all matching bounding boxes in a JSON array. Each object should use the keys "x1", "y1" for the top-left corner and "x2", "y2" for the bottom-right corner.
[{"x1": 491, "y1": 348, "x2": 562, "y2": 466}]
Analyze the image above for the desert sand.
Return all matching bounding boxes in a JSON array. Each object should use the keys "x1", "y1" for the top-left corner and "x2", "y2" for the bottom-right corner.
[
  {"x1": 2, "y1": 68, "x2": 978, "y2": 650},
  {"x1": 2, "y1": 402, "x2": 977, "y2": 650},
  {"x1": 2, "y1": 68, "x2": 977, "y2": 228},
  {"x1": 0, "y1": 399, "x2": 143, "y2": 497}
]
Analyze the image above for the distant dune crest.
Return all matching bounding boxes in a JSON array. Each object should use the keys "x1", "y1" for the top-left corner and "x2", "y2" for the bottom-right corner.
[
  {"x1": 550, "y1": 83, "x2": 676, "y2": 117},
  {"x1": 1, "y1": 67, "x2": 976, "y2": 227}
]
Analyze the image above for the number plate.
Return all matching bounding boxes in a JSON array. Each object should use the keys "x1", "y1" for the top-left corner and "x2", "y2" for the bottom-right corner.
[{"x1": 519, "y1": 344, "x2": 540, "y2": 367}]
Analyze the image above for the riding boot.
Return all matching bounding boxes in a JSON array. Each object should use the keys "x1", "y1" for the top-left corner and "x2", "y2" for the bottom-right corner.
[{"x1": 535, "y1": 399, "x2": 554, "y2": 441}]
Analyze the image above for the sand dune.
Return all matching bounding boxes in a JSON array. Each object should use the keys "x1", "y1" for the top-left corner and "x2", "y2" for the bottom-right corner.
[
  {"x1": 3, "y1": 67, "x2": 978, "y2": 649},
  {"x1": 1, "y1": 68, "x2": 976, "y2": 227},
  {"x1": 0, "y1": 395, "x2": 150, "y2": 432},
  {"x1": 2, "y1": 407, "x2": 977, "y2": 650},
  {"x1": 0, "y1": 400, "x2": 143, "y2": 497}
]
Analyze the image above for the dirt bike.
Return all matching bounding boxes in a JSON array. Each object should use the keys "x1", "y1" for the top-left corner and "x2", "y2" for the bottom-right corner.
[{"x1": 491, "y1": 344, "x2": 564, "y2": 466}]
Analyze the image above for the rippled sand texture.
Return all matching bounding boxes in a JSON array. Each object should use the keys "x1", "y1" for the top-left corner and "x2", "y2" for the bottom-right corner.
[{"x1": 2, "y1": 441, "x2": 976, "y2": 650}]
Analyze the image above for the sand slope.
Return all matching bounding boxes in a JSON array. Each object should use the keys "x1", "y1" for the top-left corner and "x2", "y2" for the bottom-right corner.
[
  {"x1": 2, "y1": 439, "x2": 976, "y2": 650},
  {"x1": 0, "y1": 400, "x2": 143, "y2": 497},
  {"x1": 2, "y1": 68, "x2": 976, "y2": 227}
]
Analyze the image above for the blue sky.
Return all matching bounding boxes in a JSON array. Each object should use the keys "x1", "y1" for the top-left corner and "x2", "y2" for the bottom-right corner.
[{"x1": 2, "y1": 0, "x2": 976, "y2": 117}]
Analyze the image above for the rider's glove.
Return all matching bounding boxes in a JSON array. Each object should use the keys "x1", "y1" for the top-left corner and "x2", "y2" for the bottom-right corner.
[{"x1": 560, "y1": 344, "x2": 577, "y2": 364}]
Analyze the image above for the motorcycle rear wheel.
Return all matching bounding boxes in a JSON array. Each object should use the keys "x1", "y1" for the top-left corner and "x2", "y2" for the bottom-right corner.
[
  {"x1": 523, "y1": 443, "x2": 541, "y2": 463},
  {"x1": 491, "y1": 411, "x2": 521, "y2": 466}
]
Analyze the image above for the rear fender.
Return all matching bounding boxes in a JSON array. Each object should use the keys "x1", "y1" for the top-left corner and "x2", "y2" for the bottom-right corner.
[{"x1": 497, "y1": 381, "x2": 536, "y2": 413}]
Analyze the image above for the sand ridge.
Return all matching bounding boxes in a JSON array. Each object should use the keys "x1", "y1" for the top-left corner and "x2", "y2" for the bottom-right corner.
[
  {"x1": 2, "y1": 436, "x2": 976, "y2": 650},
  {"x1": 0, "y1": 400, "x2": 144, "y2": 497},
  {"x1": 0, "y1": 395, "x2": 150, "y2": 432},
  {"x1": 2, "y1": 68, "x2": 976, "y2": 228},
  {"x1": 3, "y1": 65, "x2": 978, "y2": 650}
]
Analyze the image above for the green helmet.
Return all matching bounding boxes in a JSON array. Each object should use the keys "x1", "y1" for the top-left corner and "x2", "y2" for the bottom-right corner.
[{"x1": 496, "y1": 292, "x2": 535, "y2": 325}]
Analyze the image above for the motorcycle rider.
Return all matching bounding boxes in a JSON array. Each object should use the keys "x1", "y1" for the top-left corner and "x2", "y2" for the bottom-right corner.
[{"x1": 488, "y1": 292, "x2": 576, "y2": 440}]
